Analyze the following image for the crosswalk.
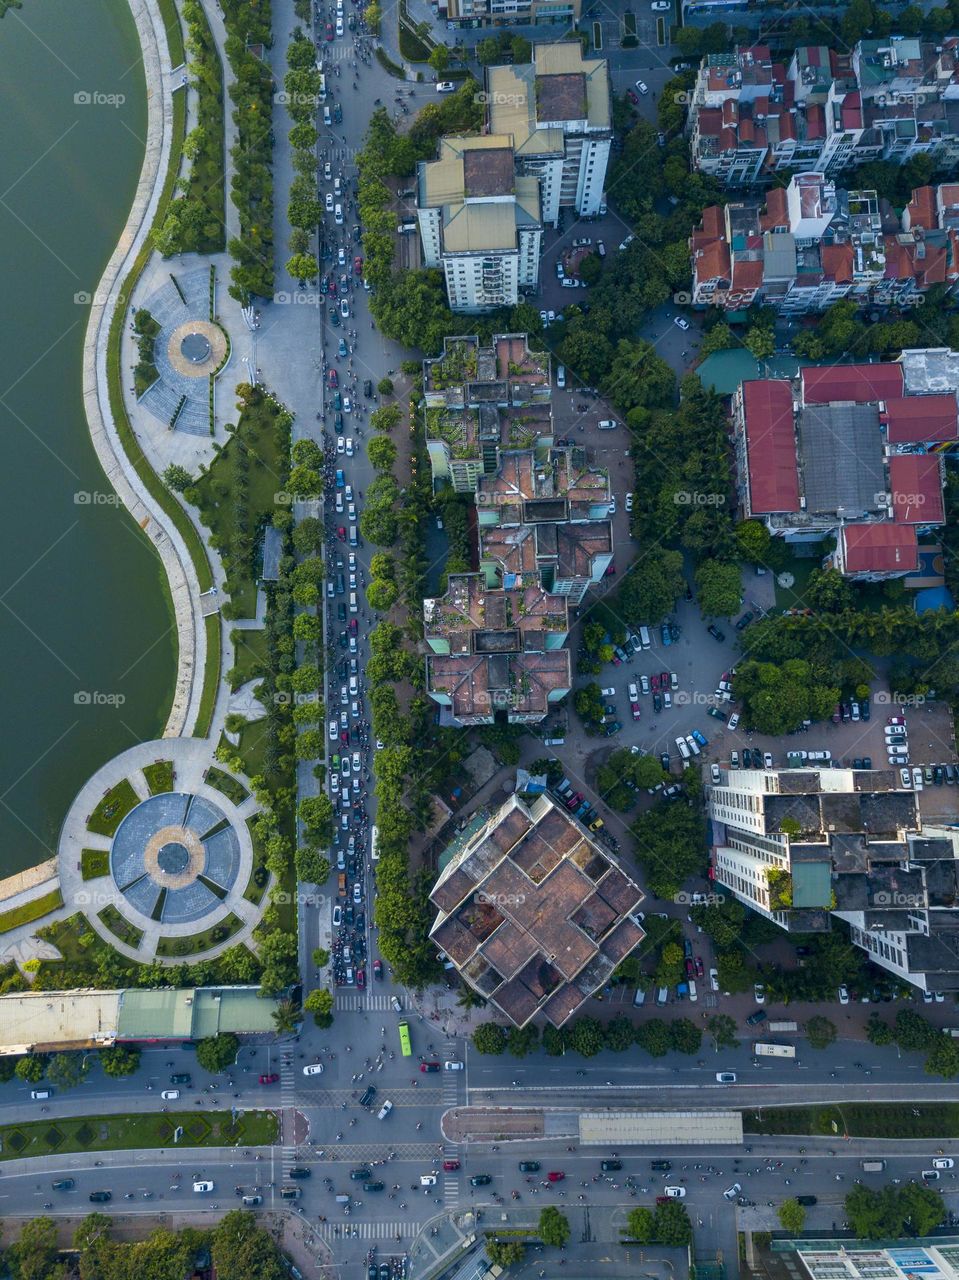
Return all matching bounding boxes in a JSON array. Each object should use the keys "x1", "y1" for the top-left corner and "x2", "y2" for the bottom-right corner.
[
  {"x1": 280, "y1": 1055, "x2": 296, "y2": 1109},
  {"x1": 335, "y1": 992, "x2": 395, "y2": 1010},
  {"x1": 280, "y1": 1144, "x2": 299, "y2": 1174},
  {"x1": 316, "y1": 1220, "x2": 411, "y2": 1241}
]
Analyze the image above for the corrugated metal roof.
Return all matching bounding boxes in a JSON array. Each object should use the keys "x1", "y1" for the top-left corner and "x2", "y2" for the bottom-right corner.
[
  {"x1": 578, "y1": 1110, "x2": 743, "y2": 1145},
  {"x1": 0, "y1": 990, "x2": 121, "y2": 1055}
]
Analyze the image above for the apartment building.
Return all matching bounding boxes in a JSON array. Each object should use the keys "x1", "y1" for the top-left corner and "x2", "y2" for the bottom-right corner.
[
  {"x1": 429, "y1": 792, "x2": 645, "y2": 1026},
  {"x1": 486, "y1": 42, "x2": 612, "y2": 223},
  {"x1": 424, "y1": 571, "x2": 571, "y2": 725},
  {"x1": 690, "y1": 173, "x2": 959, "y2": 313},
  {"x1": 442, "y1": 0, "x2": 580, "y2": 28},
  {"x1": 687, "y1": 38, "x2": 959, "y2": 187},
  {"x1": 417, "y1": 136, "x2": 543, "y2": 312},
  {"x1": 423, "y1": 332, "x2": 553, "y2": 494},
  {"x1": 732, "y1": 359, "x2": 952, "y2": 579},
  {"x1": 709, "y1": 764, "x2": 959, "y2": 996},
  {"x1": 477, "y1": 446, "x2": 614, "y2": 603}
]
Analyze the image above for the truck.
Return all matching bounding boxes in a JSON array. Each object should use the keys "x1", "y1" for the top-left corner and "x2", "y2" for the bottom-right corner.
[
  {"x1": 860, "y1": 1160, "x2": 886, "y2": 1172},
  {"x1": 753, "y1": 1042, "x2": 796, "y2": 1058},
  {"x1": 768, "y1": 1020, "x2": 799, "y2": 1033}
]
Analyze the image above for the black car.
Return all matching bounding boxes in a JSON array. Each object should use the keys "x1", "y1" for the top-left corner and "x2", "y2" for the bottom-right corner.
[
  {"x1": 364, "y1": 379, "x2": 374, "y2": 397},
  {"x1": 379, "y1": 1266, "x2": 390, "y2": 1280},
  {"x1": 359, "y1": 1085, "x2": 377, "y2": 1107},
  {"x1": 470, "y1": 1174, "x2": 492, "y2": 1186},
  {"x1": 52, "y1": 1179, "x2": 75, "y2": 1191},
  {"x1": 652, "y1": 693, "x2": 662, "y2": 713},
  {"x1": 363, "y1": 1181, "x2": 385, "y2": 1192},
  {"x1": 796, "y1": 1195, "x2": 818, "y2": 1206},
  {"x1": 707, "y1": 624, "x2": 726, "y2": 642},
  {"x1": 170, "y1": 1073, "x2": 191, "y2": 1084},
  {"x1": 745, "y1": 1009, "x2": 767, "y2": 1026},
  {"x1": 89, "y1": 1191, "x2": 112, "y2": 1203},
  {"x1": 660, "y1": 752, "x2": 670, "y2": 772},
  {"x1": 350, "y1": 1168, "x2": 373, "y2": 1180},
  {"x1": 288, "y1": 1167, "x2": 311, "y2": 1179},
  {"x1": 650, "y1": 1160, "x2": 671, "y2": 1171},
  {"x1": 601, "y1": 1160, "x2": 622, "y2": 1172},
  {"x1": 861, "y1": 700, "x2": 870, "y2": 721},
  {"x1": 519, "y1": 1161, "x2": 541, "y2": 1172},
  {"x1": 735, "y1": 611, "x2": 754, "y2": 631},
  {"x1": 862, "y1": 756, "x2": 872, "y2": 769},
  {"x1": 742, "y1": 748, "x2": 752, "y2": 768}
]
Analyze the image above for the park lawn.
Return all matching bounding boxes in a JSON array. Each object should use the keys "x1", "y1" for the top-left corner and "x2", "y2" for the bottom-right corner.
[
  {"x1": 205, "y1": 766, "x2": 250, "y2": 806},
  {"x1": 143, "y1": 759, "x2": 175, "y2": 795},
  {"x1": 0, "y1": 1109, "x2": 277, "y2": 1162},
  {"x1": 231, "y1": 626, "x2": 270, "y2": 690},
  {"x1": 195, "y1": 614, "x2": 222, "y2": 739},
  {"x1": 97, "y1": 904, "x2": 144, "y2": 950},
  {"x1": 744, "y1": 1102, "x2": 959, "y2": 1139},
  {"x1": 87, "y1": 778, "x2": 140, "y2": 837},
  {"x1": 0, "y1": 889, "x2": 63, "y2": 935},
  {"x1": 155, "y1": 911, "x2": 243, "y2": 958},
  {"x1": 81, "y1": 849, "x2": 110, "y2": 880},
  {"x1": 192, "y1": 399, "x2": 286, "y2": 619}
]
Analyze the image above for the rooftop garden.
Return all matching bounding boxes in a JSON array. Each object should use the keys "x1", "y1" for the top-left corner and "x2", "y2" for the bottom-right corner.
[{"x1": 428, "y1": 341, "x2": 479, "y2": 390}]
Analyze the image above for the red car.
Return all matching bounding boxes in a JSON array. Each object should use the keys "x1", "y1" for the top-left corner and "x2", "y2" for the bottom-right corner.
[
  {"x1": 258, "y1": 1073, "x2": 279, "y2": 1085},
  {"x1": 327, "y1": 276, "x2": 337, "y2": 295},
  {"x1": 356, "y1": 968, "x2": 366, "y2": 990},
  {"x1": 324, "y1": 22, "x2": 333, "y2": 38},
  {"x1": 547, "y1": 1171, "x2": 565, "y2": 1183},
  {"x1": 694, "y1": 956, "x2": 704, "y2": 979},
  {"x1": 337, "y1": 526, "x2": 347, "y2": 540},
  {"x1": 627, "y1": 89, "x2": 639, "y2": 105},
  {"x1": 340, "y1": 729, "x2": 349, "y2": 744},
  {"x1": 353, "y1": 255, "x2": 363, "y2": 275},
  {"x1": 685, "y1": 957, "x2": 694, "y2": 978},
  {"x1": 420, "y1": 1062, "x2": 441, "y2": 1073},
  {"x1": 660, "y1": 671, "x2": 670, "y2": 689},
  {"x1": 349, "y1": 618, "x2": 358, "y2": 635},
  {"x1": 328, "y1": 368, "x2": 338, "y2": 388},
  {"x1": 373, "y1": 959, "x2": 383, "y2": 980},
  {"x1": 604, "y1": 561, "x2": 616, "y2": 577},
  {"x1": 443, "y1": 1159, "x2": 461, "y2": 1172},
  {"x1": 630, "y1": 702, "x2": 641, "y2": 721},
  {"x1": 651, "y1": 673, "x2": 661, "y2": 692}
]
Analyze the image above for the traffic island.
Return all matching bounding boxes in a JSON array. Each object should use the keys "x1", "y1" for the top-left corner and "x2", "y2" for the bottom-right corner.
[
  {"x1": 441, "y1": 1107, "x2": 546, "y2": 1143},
  {"x1": 0, "y1": 1109, "x2": 277, "y2": 1160}
]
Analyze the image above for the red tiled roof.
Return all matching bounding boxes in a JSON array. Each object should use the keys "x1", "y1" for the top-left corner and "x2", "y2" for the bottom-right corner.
[
  {"x1": 840, "y1": 91, "x2": 863, "y2": 129},
  {"x1": 720, "y1": 127, "x2": 739, "y2": 151},
  {"x1": 697, "y1": 108, "x2": 723, "y2": 138},
  {"x1": 821, "y1": 242, "x2": 854, "y2": 283},
  {"x1": 889, "y1": 453, "x2": 945, "y2": 524},
  {"x1": 905, "y1": 185, "x2": 936, "y2": 230},
  {"x1": 741, "y1": 379, "x2": 800, "y2": 514},
  {"x1": 777, "y1": 112, "x2": 797, "y2": 141},
  {"x1": 841, "y1": 522, "x2": 918, "y2": 573},
  {"x1": 801, "y1": 363, "x2": 903, "y2": 405},
  {"x1": 696, "y1": 240, "x2": 731, "y2": 284},
  {"x1": 761, "y1": 187, "x2": 788, "y2": 229},
  {"x1": 732, "y1": 258, "x2": 763, "y2": 290},
  {"x1": 722, "y1": 99, "x2": 739, "y2": 127},
  {"x1": 806, "y1": 104, "x2": 826, "y2": 139},
  {"x1": 885, "y1": 394, "x2": 958, "y2": 444},
  {"x1": 701, "y1": 205, "x2": 725, "y2": 237}
]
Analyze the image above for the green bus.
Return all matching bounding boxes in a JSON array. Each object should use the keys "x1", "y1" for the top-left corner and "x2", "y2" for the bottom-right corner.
[{"x1": 398, "y1": 1020, "x2": 411, "y2": 1057}]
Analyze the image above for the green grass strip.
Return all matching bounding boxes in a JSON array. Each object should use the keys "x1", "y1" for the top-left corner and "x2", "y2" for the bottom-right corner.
[
  {"x1": 81, "y1": 849, "x2": 110, "y2": 881},
  {"x1": 0, "y1": 1109, "x2": 277, "y2": 1161},
  {"x1": 87, "y1": 778, "x2": 140, "y2": 837},
  {"x1": 142, "y1": 759, "x2": 175, "y2": 794},
  {"x1": 156, "y1": 0, "x2": 185, "y2": 66},
  {"x1": 744, "y1": 1103, "x2": 959, "y2": 1139},
  {"x1": 0, "y1": 889, "x2": 63, "y2": 935},
  {"x1": 194, "y1": 613, "x2": 222, "y2": 738}
]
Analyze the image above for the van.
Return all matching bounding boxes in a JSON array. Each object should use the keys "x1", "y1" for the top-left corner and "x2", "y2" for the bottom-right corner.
[
  {"x1": 860, "y1": 1160, "x2": 886, "y2": 1172},
  {"x1": 556, "y1": 365, "x2": 566, "y2": 389},
  {"x1": 280, "y1": 1186, "x2": 301, "y2": 1200},
  {"x1": 633, "y1": 987, "x2": 647, "y2": 1008},
  {"x1": 676, "y1": 736, "x2": 691, "y2": 761},
  {"x1": 349, "y1": 524, "x2": 358, "y2": 547},
  {"x1": 687, "y1": 979, "x2": 698, "y2": 1002},
  {"x1": 396, "y1": 222, "x2": 417, "y2": 234},
  {"x1": 349, "y1": 591, "x2": 357, "y2": 613},
  {"x1": 656, "y1": 986, "x2": 669, "y2": 1007},
  {"x1": 31, "y1": 1089, "x2": 52, "y2": 1101},
  {"x1": 242, "y1": 1195, "x2": 263, "y2": 1206},
  {"x1": 323, "y1": 105, "x2": 332, "y2": 125},
  {"x1": 639, "y1": 625, "x2": 651, "y2": 649}
]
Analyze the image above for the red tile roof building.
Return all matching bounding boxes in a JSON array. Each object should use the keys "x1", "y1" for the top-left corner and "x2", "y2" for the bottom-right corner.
[{"x1": 732, "y1": 353, "x2": 954, "y2": 578}]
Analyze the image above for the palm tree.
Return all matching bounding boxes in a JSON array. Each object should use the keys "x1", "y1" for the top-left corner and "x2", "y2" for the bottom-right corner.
[
  {"x1": 271, "y1": 999, "x2": 300, "y2": 1036},
  {"x1": 456, "y1": 984, "x2": 485, "y2": 1011}
]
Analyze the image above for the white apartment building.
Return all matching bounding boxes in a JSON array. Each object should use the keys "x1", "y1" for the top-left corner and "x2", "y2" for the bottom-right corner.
[
  {"x1": 709, "y1": 764, "x2": 959, "y2": 994},
  {"x1": 417, "y1": 136, "x2": 542, "y2": 312}
]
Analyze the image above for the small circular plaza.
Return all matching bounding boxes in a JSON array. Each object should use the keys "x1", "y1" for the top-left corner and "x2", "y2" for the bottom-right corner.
[{"x1": 111, "y1": 792, "x2": 240, "y2": 924}]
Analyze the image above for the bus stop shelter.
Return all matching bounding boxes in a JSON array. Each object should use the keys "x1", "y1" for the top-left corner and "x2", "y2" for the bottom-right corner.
[{"x1": 579, "y1": 1110, "x2": 743, "y2": 1146}]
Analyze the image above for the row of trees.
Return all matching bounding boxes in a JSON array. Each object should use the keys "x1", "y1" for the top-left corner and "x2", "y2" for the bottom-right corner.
[
  {"x1": 222, "y1": 0, "x2": 275, "y2": 302},
  {"x1": 624, "y1": 1201, "x2": 693, "y2": 1247},
  {"x1": 471, "y1": 1013, "x2": 711, "y2": 1058},
  {"x1": 153, "y1": 0, "x2": 225, "y2": 256},
  {"x1": 2, "y1": 1046, "x2": 140, "y2": 1088},
  {"x1": 283, "y1": 29, "x2": 324, "y2": 281},
  {"x1": 867, "y1": 1008, "x2": 959, "y2": 1078}
]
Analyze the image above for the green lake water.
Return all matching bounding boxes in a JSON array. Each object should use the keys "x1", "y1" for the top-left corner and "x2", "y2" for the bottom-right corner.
[{"x1": 0, "y1": 0, "x2": 175, "y2": 873}]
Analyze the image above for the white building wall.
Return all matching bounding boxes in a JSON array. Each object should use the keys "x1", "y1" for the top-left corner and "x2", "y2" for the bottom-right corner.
[
  {"x1": 576, "y1": 137, "x2": 611, "y2": 216},
  {"x1": 418, "y1": 207, "x2": 443, "y2": 267}
]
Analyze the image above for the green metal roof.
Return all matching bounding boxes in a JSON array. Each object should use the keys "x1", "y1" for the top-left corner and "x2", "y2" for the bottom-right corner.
[
  {"x1": 791, "y1": 860, "x2": 833, "y2": 909},
  {"x1": 117, "y1": 989, "x2": 195, "y2": 1040}
]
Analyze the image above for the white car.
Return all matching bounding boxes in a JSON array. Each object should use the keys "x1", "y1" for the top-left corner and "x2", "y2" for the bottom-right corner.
[
  {"x1": 900, "y1": 767, "x2": 912, "y2": 788},
  {"x1": 329, "y1": 719, "x2": 338, "y2": 741},
  {"x1": 332, "y1": 905, "x2": 342, "y2": 927},
  {"x1": 710, "y1": 763, "x2": 721, "y2": 784},
  {"x1": 325, "y1": 193, "x2": 334, "y2": 212},
  {"x1": 674, "y1": 316, "x2": 690, "y2": 330},
  {"x1": 435, "y1": 81, "x2": 455, "y2": 92},
  {"x1": 933, "y1": 1157, "x2": 954, "y2": 1169},
  {"x1": 838, "y1": 985, "x2": 849, "y2": 1005},
  {"x1": 345, "y1": 437, "x2": 354, "y2": 457},
  {"x1": 640, "y1": 675, "x2": 650, "y2": 695},
  {"x1": 652, "y1": 0, "x2": 671, "y2": 7},
  {"x1": 608, "y1": 495, "x2": 617, "y2": 515},
  {"x1": 378, "y1": 1100, "x2": 394, "y2": 1120},
  {"x1": 709, "y1": 967, "x2": 719, "y2": 992},
  {"x1": 716, "y1": 1072, "x2": 736, "y2": 1084},
  {"x1": 335, "y1": 14, "x2": 344, "y2": 33},
  {"x1": 636, "y1": 80, "x2": 649, "y2": 95},
  {"x1": 352, "y1": 748, "x2": 360, "y2": 770},
  {"x1": 193, "y1": 1181, "x2": 214, "y2": 1193},
  {"x1": 390, "y1": 995, "x2": 402, "y2": 1012},
  {"x1": 335, "y1": 203, "x2": 344, "y2": 225},
  {"x1": 628, "y1": 682, "x2": 639, "y2": 702},
  {"x1": 336, "y1": 436, "x2": 345, "y2": 455},
  {"x1": 303, "y1": 1063, "x2": 324, "y2": 1075},
  {"x1": 420, "y1": 1174, "x2": 438, "y2": 1187},
  {"x1": 913, "y1": 767, "x2": 925, "y2": 790},
  {"x1": 625, "y1": 492, "x2": 633, "y2": 512},
  {"x1": 343, "y1": 395, "x2": 352, "y2": 413},
  {"x1": 324, "y1": 162, "x2": 332, "y2": 181},
  {"x1": 337, "y1": 247, "x2": 346, "y2": 266},
  {"x1": 754, "y1": 983, "x2": 766, "y2": 1004},
  {"x1": 724, "y1": 1182, "x2": 743, "y2": 1201},
  {"x1": 601, "y1": 687, "x2": 616, "y2": 697},
  {"x1": 664, "y1": 1186, "x2": 686, "y2": 1198},
  {"x1": 340, "y1": 299, "x2": 350, "y2": 320},
  {"x1": 161, "y1": 1089, "x2": 180, "y2": 1100},
  {"x1": 619, "y1": 234, "x2": 635, "y2": 252},
  {"x1": 763, "y1": 752, "x2": 773, "y2": 768},
  {"x1": 444, "y1": 1061, "x2": 464, "y2": 1071}
]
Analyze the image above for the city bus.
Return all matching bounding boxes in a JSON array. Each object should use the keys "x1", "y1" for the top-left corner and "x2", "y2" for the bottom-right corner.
[
  {"x1": 398, "y1": 1020, "x2": 411, "y2": 1057},
  {"x1": 753, "y1": 1042, "x2": 796, "y2": 1058},
  {"x1": 371, "y1": 825, "x2": 380, "y2": 862}
]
